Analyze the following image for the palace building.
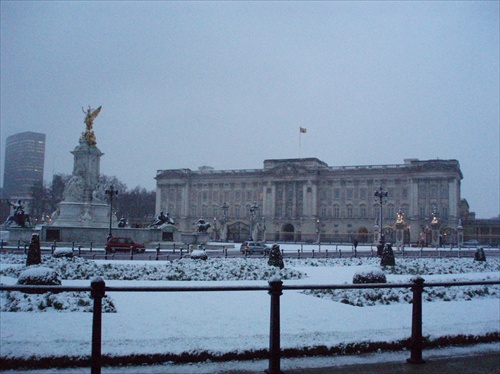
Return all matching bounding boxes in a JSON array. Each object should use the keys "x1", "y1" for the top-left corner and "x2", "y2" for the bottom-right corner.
[{"x1": 155, "y1": 158, "x2": 463, "y2": 245}]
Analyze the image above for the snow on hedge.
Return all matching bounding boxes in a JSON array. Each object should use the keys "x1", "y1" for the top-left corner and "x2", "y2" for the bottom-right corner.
[
  {"x1": 17, "y1": 267, "x2": 61, "y2": 286},
  {"x1": 1, "y1": 255, "x2": 306, "y2": 281},
  {"x1": 2, "y1": 290, "x2": 116, "y2": 313},
  {"x1": 52, "y1": 248, "x2": 74, "y2": 258},
  {"x1": 352, "y1": 266, "x2": 387, "y2": 284}
]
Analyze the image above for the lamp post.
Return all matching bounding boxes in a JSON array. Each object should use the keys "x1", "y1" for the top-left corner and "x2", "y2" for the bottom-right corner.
[
  {"x1": 374, "y1": 186, "x2": 388, "y2": 245},
  {"x1": 213, "y1": 217, "x2": 218, "y2": 241},
  {"x1": 220, "y1": 202, "x2": 229, "y2": 242},
  {"x1": 249, "y1": 201, "x2": 259, "y2": 240},
  {"x1": 105, "y1": 185, "x2": 118, "y2": 241},
  {"x1": 316, "y1": 218, "x2": 320, "y2": 244},
  {"x1": 262, "y1": 217, "x2": 267, "y2": 243}
]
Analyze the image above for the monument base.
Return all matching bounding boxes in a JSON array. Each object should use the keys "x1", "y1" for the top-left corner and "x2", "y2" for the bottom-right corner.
[{"x1": 50, "y1": 202, "x2": 116, "y2": 228}]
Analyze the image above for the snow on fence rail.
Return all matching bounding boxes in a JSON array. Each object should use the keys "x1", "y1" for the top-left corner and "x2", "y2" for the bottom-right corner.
[{"x1": 1, "y1": 278, "x2": 499, "y2": 374}]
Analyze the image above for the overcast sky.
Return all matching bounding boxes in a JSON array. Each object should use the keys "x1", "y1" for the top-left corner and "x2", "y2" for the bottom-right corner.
[{"x1": 1, "y1": 1, "x2": 498, "y2": 218}]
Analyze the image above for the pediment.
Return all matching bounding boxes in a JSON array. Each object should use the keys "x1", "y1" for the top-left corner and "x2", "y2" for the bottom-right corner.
[{"x1": 265, "y1": 162, "x2": 315, "y2": 176}]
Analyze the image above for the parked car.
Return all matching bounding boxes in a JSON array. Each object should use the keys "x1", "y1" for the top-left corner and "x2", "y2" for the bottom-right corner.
[
  {"x1": 105, "y1": 237, "x2": 146, "y2": 253},
  {"x1": 239, "y1": 241, "x2": 270, "y2": 255}
]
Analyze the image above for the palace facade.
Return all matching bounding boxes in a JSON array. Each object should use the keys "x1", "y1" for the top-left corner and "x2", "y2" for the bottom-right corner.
[{"x1": 155, "y1": 158, "x2": 463, "y2": 245}]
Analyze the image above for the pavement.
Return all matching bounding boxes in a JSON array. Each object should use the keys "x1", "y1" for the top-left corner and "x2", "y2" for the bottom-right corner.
[
  {"x1": 4, "y1": 345, "x2": 498, "y2": 374},
  {"x1": 282, "y1": 351, "x2": 500, "y2": 373}
]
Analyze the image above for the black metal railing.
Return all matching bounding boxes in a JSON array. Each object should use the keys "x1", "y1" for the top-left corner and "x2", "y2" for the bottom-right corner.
[{"x1": 1, "y1": 278, "x2": 499, "y2": 373}]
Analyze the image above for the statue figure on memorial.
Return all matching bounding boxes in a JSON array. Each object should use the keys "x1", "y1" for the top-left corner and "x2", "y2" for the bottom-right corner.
[
  {"x1": 4, "y1": 199, "x2": 32, "y2": 228},
  {"x1": 149, "y1": 211, "x2": 175, "y2": 227},
  {"x1": 396, "y1": 208, "x2": 405, "y2": 225},
  {"x1": 63, "y1": 175, "x2": 85, "y2": 202},
  {"x1": 81, "y1": 105, "x2": 102, "y2": 146},
  {"x1": 118, "y1": 216, "x2": 128, "y2": 228},
  {"x1": 92, "y1": 184, "x2": 106, "y2": 202},
  {"x1": 195, "y1": 218, "x2": 211, "y2": 233}
]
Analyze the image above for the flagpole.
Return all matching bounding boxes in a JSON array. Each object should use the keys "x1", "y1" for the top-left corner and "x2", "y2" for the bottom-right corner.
[{"x1": 299, "y1": 130, "x2": 301, "y2": 158}]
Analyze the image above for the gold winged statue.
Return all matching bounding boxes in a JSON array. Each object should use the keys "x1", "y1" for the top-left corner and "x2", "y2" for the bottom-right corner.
[{"x1": 81, "y1": 105, "x2": 102, "y2": 146}]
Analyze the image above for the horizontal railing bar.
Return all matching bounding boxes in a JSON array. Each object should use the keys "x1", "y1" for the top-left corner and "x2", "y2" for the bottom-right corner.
[
  {"x1": 0, "y1": 285, "x2": 91, "y2": 292},
  {"x1": 1, "y1": 280, "x2": 498, "y2": 293},
  {"x1": 105, "y1": 285, "x2": 271, "y2": 292}
]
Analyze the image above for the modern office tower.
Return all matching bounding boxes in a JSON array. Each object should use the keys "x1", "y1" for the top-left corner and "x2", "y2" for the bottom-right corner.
[{"x1": 3, "y1": 131, "x2": 46, "y2": 198}]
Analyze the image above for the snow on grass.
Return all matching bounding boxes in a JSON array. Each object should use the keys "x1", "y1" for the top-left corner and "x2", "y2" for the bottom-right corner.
[{"x1": 0, "y1": 247, "x2": 499, "y2": 366}]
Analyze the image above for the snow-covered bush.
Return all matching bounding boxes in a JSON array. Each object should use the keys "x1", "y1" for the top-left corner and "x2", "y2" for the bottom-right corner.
[
  {"x1": 53, "y1": 248, "x2": 74, "y2": 258},
  {"x1": 1, "y1": 291, "x2": 117, "y2": 313},
  {"x1": 190, "y1": 249, "x2": 208, "y2": 260},
  {"x1": 353, "y1": 267, "x2": 386, "y2": 284},
  {"x1": 17, "y1": 267, "x2": 61, "y2": 286}
]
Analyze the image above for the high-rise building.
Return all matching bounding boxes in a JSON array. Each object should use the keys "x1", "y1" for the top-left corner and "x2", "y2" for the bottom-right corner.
[{"x1": 2, "y1": 131, "x2": 46, "y2": 198}]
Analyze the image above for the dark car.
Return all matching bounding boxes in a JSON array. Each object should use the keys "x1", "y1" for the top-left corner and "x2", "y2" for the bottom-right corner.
[
  {"x1": 240, "y1": 241, "x2": 270, "y2": 255},
  {"x1": 105, "y1": 237, "x2": 146, "y2": 254}
]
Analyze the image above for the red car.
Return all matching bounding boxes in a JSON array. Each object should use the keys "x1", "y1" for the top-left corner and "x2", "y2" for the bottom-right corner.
[{"x1": 105, "y1": 237, "x2": 146, "y2": 254}]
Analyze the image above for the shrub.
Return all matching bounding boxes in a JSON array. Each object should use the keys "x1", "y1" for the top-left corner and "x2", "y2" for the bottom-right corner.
[
  {"x1": 353, "y1": 267, "x2": 387, "y2": 284},
  {"x1": 190, "y1": 249, "x2": 208, "y2": 260},
  {"x1": 17, "y1": 267, "x2": 62, "y2": 287},
  {"x1": 53, "y1": 248, "x2": 74, "y2": 258},
  {"x1": 26, "y1": 234, "x2": 41, "y2": 266}
]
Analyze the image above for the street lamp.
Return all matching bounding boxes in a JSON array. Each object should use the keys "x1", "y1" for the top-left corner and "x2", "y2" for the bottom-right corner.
[
  {"x1": 220, "y1": 202, "x2": 229, "y2": 242},
  {"x1": 374, "y1": 186, "x2": 388, "y2": 244},
  {"x1": 105, "y1": 185, "x2": 118, "y2": 241},
  {"x1": 262, "y1": 217, "x2": 267, "y2": 242},
  {"x1": 249, "y1": 201, "x2": 259, "y2": 240},
  {"x1": 316, "y1": 218, "x2": 321, "y2": 244},
  {"x1": 221, "y1": 202, "x2": 229, "y2": 222},
  {"x1": 213, "y1": 217, "x2": 218, "y2": 241}
]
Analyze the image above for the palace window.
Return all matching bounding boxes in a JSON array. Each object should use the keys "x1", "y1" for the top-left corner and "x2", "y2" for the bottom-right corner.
[
  {"x1": 360, "y1": 205, "x2": 367, "y2": 218},
  {"x1": 334, "y1": 189, "x2": 340, "y2": 199},
  {"x1": 347, "y1": 206, "x2": 353, "y2": 219},
  {"x1": 333, "y1": 206, "x2": 340, "y2": 219}
]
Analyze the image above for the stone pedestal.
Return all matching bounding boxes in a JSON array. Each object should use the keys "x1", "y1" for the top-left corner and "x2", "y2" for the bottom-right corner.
[
  {"x1": 50, "y1": 139, "x2": 114, "y2": 228},
  {"x1": 180, "y1": 232, "x2": 210, "y2": 246},
  {"x1": 431, "y1": 223, "x2": 440, "y2": 247},
  {"x1": 395, "y1": 223, "x2": 405, "y2": 251},
  {"x1": 51, "y1": 202, "x2": 114, "y2": 228}
]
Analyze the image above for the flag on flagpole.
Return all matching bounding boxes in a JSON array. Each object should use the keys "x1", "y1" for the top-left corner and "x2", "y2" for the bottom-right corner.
[{"x1": 300, "y1": 127, "x2": 307, "y2": 133}]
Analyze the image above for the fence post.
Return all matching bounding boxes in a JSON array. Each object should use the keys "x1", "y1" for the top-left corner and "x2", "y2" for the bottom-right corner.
[
  {"x1": 156, "y1": 244, "x2": 160, "y2": 261},
  {"x1": 90, "y1": 242, "x2": 93, "y2": 252},
  {"x1": 267, "y1": 278, "x2": 283, "y2": 374},
  {"x1": 407, "y1": 276, "x2": 426, "y2": 365},
  {"x1": 130, "y1": 246, "x2": 134, "y2": 261},
  {"x1": 91, "y1": 277, "x2": 105, "y2": 374}
]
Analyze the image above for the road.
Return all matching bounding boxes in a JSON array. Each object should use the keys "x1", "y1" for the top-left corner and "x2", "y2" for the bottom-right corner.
[{"x1": 1, "y1": 243, "x2": 498, "y2": 261}]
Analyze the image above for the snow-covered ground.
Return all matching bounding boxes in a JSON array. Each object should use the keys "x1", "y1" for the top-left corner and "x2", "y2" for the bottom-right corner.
[{"x1": 1, "y1": 244, "x2": 499, "y2": 372}]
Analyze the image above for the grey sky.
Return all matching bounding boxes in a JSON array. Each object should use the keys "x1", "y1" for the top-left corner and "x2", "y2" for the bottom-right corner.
[{"x1": 1, "y1": 1, "x2": 498, "y2": 218}]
